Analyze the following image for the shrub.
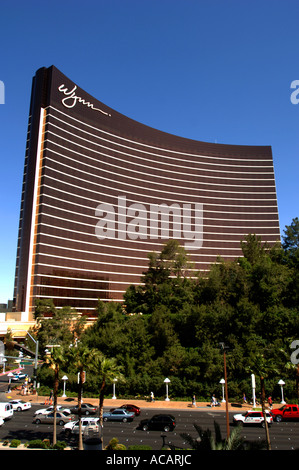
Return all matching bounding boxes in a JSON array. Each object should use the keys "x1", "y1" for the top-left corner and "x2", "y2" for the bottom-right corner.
[
  {"x1": 27, "y1": 439, "x2": 49, "y2": 449},
  {"x1": 10, "y1": 439, "x2": 21, "y2": 448},
  {"x1": 105, "y1": 437, "x2": 126, "y2": 450},
  {"x1": 128, "y1": 445, "x2": 153, "y2": 450},
  {"x1": 53, "y1": 440, "x2": 68, "y2": 450}
]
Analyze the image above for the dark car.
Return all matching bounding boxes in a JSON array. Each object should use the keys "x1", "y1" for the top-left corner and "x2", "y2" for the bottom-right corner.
[
  {"x1": 69, "y1": 403, "x2": 98, "y2": 415},
  {"x1": 139, "y1": 414, "x2": 176, "y2": 432},
  {"x1": 110, "y1": 404, "x2": 141, "y2": 416}
]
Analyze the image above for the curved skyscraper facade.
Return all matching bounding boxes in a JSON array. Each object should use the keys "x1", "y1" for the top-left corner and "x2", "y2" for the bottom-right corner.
[{"x1": 13, "y1": 66, "x2": 280, "y2": 320}]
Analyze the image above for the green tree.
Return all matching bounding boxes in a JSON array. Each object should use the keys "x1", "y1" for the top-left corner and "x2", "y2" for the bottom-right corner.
[
  {"x1": 124, "y1": 240, "x2": 193, "y2": 314},
  {"x1": 247, "y1": 353, "x2": 279, "y2": 451},
  {"x1": 282, "y1": 217, "x2": 299, "y2": 256},
  {"x1": 91, "y1": 353, "x2": 124, "y2": 449},
  {"x1": 36, "y1": 305, "x2": 86, "y2": 355},
  {"x1": 44, "y1": 346, "x2": 67, "y2": 446},
  {"x1": 66, "y1": 344, "x2": 100, "y2": 450}
]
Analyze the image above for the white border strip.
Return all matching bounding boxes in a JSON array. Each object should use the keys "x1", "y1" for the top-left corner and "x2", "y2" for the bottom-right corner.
[{"x1": 25, "y1": 108, "x2": 45, "y2": 317}]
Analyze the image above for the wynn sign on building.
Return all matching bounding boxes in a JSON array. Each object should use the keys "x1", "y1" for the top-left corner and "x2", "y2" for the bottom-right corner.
[{"x1": 13, "y1": 66, "x2": 280, "y2": 321}]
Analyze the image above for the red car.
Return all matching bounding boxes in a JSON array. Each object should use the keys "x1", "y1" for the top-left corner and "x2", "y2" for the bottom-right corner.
[
  {"x1": 110, "y1": 404, "x2": 141, "y2": 416},
  {"x1": 271, "y1": 404, "x2": 299, "y2": 422}
]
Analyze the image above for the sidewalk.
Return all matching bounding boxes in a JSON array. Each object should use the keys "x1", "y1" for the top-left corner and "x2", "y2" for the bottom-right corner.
[{"x1": 5, "y1": 388, "x2": 278, "y2": 412}]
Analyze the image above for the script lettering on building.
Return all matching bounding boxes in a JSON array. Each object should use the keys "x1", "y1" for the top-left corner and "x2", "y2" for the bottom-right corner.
[
  {"x1": 95, "y1": 196, "x2": 203, "y2": 249},
  {"x1": 58, "y1": 84, "x2": 111, "y2": 116}
]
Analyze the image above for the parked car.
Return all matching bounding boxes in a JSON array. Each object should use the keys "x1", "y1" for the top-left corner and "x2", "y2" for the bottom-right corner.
[
  {"x1": 233, "y1": 410, "x2": 273, "y2": 427},
  {"x1": 139, "y1": 414, "x2": 176, "y2": 432},
  {"x1": 9, "y1": 399, "x2": 31, "y2": 412},
  {"x1": 110, "y1": 404, "x2": 141, "y2": 416},
  {"x1": 271, "y1": 404, "x2": 299, "y2": 422},
  {"x1": 103, "y1": 409, "x2": 135, "y2": 422},
  {"x1": 64, "y1": 417, "x2": 99, "y2": 438},
  {"x1": 69, "y1": 403, "x2": 98, "y2": 415},
  {"x1": 34, "y1": 405, "x2": 71, "y2": 416},
  {"x1": 33, "y1": 411, "x2": 76, "y2": 426},
  {"x1": 11, "y1": 372, "x2": 27, "y2": 381}
]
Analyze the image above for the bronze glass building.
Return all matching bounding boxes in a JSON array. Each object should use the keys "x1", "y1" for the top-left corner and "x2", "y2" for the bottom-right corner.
[{"x1": 13, "y1": 66, "x2": 280, "y2": 321}]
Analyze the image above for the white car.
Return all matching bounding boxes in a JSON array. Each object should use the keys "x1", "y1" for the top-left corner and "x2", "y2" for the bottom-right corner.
[
  {"x1": 64, "y1": 417, "x2": 99, "y2": 437},
  {"x1": 233, "y1": 410, "x2": 273, "y2": 427},
  {"x1": 9, "y1": 400, "x2": 32, "y2": 412},
  {"x1": 34, "y1": 405, "x2": 71, "y2": 416},
  {"x1": 11, "y1": 372, "x2": 28, "y2": 381}
]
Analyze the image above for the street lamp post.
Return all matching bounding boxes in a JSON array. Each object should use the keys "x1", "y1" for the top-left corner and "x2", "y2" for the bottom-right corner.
[
  {"x1": 251, "y1": 374, "x2": 256, "y2": 408},
  {"x1": 278, "y1": 380, "x2": 286, "y2": 404},
  {"x1": 164, "y1": 378, "x2": 170, "y2": 401},
  {"x1": 219, "y1": 379, "x2": 226, "y2": 402},
  {"x1": 62, "y1": 375, "x2": 68, "y2": 398},
  {"x1": 112, "y1": 378, "x2": 117, "y2": 399}
]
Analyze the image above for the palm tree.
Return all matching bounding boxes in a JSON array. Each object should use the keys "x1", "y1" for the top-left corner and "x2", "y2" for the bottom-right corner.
[
  {"x1": 248, "y1": 353, "x2": 279, "y2": 451},
  {"x1": 66, "y1": 344, "x2": 99, "y2": 450},
  {"x1": 93, "y1": 354, "x2": 124, "y2": 449},
  {"x1": 45, "y1": 346, "x2": 66, "y2": 446},
  {"x1": 180, "y1": 421, "x2": 266, "y2": 450}
]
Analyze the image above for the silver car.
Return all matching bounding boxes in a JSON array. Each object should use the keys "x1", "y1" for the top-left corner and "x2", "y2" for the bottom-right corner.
[
  {"x1": 33, "y1": 411, "x2": 76, "y2": 426},
  {"x1": 103, "y1": 408, "x2": 135, "y2": 422}
]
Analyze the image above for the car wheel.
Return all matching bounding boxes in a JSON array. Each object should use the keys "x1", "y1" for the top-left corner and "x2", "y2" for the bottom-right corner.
[
  {"x1": 17, "y1": 407, "x2": 22, "y2": 412},
  {"x1": 65, "y1": 430, "x2": 71, "y2": 438},
  {"x1": 35, "y1": 419, "x2": 41, "y2": 424},
  {"x1": 261, "y1": 421, "x2": 265, "y2": 428},
  {"x1": 59, "y1": 420, "x2": 65, "y2": 426},
  {"x1": 103, "y1": 417, "x2": 108, "y2": 422},
  {"x1": 122, "y1": 418, "x2": 128, "y2": 422},
  {"x1": 142, "y1": 424, "x2": 149, "y2": 431},
  {"x1": 85, "y1": 411, "x2": 90, "y2": 415},
  {"x1": 163, "y1": 425, "x2": 170, "y2": 432},
  {"x1": 275, "y1": 415, "x2": 282, "y2": 423}
]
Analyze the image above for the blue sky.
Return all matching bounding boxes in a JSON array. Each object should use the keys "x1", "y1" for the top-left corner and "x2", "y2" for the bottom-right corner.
[{"x1": 0, "y1": 0, "x2": 298, "y2": 304}]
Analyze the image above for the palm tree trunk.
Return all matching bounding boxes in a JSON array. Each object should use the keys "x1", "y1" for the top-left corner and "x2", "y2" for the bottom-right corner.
[
  {"x1": 53, "y1": 365, "x2": 59, "y2": 446},
  {"x1": 78, "y1": 371, "x2": 83, "y2": 450},
  {"x1": 260, "y1": 377, "x2": 271, "y2": 450},
  {"x1": 98, "y1": 378, "x2": 106, "y2": 450},
  {"x1": 296, "y1": 365, "x2": 299, "y2": 404}
]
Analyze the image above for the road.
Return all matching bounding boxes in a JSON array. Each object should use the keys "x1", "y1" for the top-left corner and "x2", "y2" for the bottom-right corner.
[{"x1": 0, "y1": 403, "x2": 298, "y2": 450}]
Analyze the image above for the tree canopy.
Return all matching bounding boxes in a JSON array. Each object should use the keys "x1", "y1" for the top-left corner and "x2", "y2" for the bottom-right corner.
[{"x1": 35, "y1": 219, "x2": 299, "y2": 402}]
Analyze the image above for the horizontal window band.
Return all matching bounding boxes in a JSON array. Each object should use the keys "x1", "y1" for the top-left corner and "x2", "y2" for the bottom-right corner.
[
  {"x1": 38, "y1": 204, "x2": 280, "y2": 232},
  {"x1": 40, "y1": 173, "x2": 278, "y2": 205},
  {"x1": 43, "y1": 151, "x2": 277, "y2": 196},
  {"x1": 40, "y1": 186, "x2": 280, "y2": 211},
  {"x1": 48, "y1": 105, "x2": 274, "y2": 164},
  {"x1": 44, "y1": 128, "x2": 274, "y2": 175}
]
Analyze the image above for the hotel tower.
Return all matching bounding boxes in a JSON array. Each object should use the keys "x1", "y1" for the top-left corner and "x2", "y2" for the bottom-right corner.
[{"x1": 13, "y1": 66, "x2": 280, "y2": 321}]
